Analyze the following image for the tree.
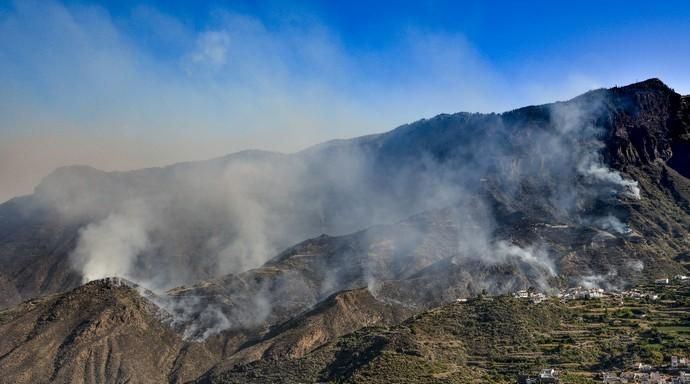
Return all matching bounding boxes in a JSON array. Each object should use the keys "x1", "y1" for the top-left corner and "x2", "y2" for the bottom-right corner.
[{"x1": 649, "y1": 350, "x2": 663, "y2": 366}]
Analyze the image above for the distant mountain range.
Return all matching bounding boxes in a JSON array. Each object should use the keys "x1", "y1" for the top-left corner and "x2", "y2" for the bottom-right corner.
[{"x1": 1, "y1": 78, "x2": 689, "y2": 383}]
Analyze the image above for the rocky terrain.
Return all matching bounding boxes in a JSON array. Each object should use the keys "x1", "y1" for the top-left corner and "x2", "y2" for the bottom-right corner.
[
  {"x1": 0, "y1": 79, "x2": 689, "y2": 382},
  {"x1": 0, "y1": 278, "x2": 410, "y2": 383},
  {"x1": 0, "y1": 278, "x2": 217, "y2": 383}
]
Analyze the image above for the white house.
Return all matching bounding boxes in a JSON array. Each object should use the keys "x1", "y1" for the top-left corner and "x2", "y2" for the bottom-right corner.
[
  {"x1": 539, "y1": 368, "x2": 558, "y2": 383},
  {"x1": 513, "y1": 289, "x2": 530, "y2": 298}
]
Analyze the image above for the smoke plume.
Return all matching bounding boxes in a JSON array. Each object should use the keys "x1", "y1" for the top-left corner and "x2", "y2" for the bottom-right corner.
[{"x1": 30, "y1": 85, "x2": 643, "y2": 338}]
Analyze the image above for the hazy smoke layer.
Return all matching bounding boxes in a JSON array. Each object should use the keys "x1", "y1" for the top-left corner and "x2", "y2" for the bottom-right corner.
[{"x1": 27, "y1": 88, "x2": 642, "y2": 338}]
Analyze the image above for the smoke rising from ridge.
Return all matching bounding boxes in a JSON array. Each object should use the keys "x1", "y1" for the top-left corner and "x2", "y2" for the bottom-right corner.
[
  {"x1": 25, "y1": 85, "x2": 643, "y2": 338},
  {"x1": 72, "y1": 201, "x2": 153, "y2": 283}
]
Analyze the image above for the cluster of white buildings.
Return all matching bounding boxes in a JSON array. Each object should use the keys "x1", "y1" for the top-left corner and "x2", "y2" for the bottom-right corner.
[
  {"x1": 602, "y1": 371, "x2": 690, "y2": 383},
  {"x1": 600, "y1": 371, "x2": 690, "y2": 383},
  {"x1": 599, "y1": 357, "x2": 690, "y2": 383},
  {"x1": 509, "y1": 274, "x2": 685, "y2": 307},
  {"x1": 655, "y1": 275, "x2": 690, "y2": 285},
  {"x1": 620, "y1": 289, "x2": 660, "y2": 301},
  {"x1": 558, "y1": 286, "x2": 606, "y2": 301},
  {"x1": 512, "y1": 285, "x2": 613, "y2": 303},
  {"x1": 507, "y1": 274, "x2": 687, "y2": 306},
  {"x1": 512, "y1": 282, "x2": 667, "y2": 305},
  {"x1": 517, "y1": 368, "x2": 559, "y2": 383},
  {"x1": 512, "y1": 289, "x2": 547, "y2": 304}
]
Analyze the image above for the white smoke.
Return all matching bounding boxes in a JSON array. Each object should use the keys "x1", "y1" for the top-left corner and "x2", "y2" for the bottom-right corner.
[
  {"x1": 626, "y1": 259, "x2": 645, "y2": 272},
  {"x1": 595, "y1": 214, "x2": 632, "y2": 235},
  {"x1": 494, "y1": 241, "x2": 555, "y2": 277},
  {"x1": 550, "y1": 97, "x2": 641, "y2": 201},
  {"x1": 579, "y1": 158, "x2": 641, "y2": 199},
  {"x1": 71, "y1": 201, "x2": 152, "y2": 283},
  {"x1": 579, "y1": 269, "x2": 619, "y2": 290},
  {"x1": 178, "y1": 303, "x2": 233, "y2": 341},
  {"x1": 54, "y1": 85, "x2": 647, "y2": 339},
  {"x1": 154, "y1": 288, "x2": 273, "y2": 341}
]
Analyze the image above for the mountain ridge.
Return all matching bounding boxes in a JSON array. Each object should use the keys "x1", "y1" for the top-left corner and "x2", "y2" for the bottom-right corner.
[
  {"x1": 1, "y1": 78, "x2": 690, "y2": 383},
  {"x1": 2, "y1": 78, "x2": 688, "y2": 306}
]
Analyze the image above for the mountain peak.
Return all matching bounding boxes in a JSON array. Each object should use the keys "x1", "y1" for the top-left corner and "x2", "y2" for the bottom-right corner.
[
  {"x1": 85, "y1": 276, "x2": 138, "y2": 289},
  {"x1": 615, "y1": 77, "x2": 676, "y2": 94}
]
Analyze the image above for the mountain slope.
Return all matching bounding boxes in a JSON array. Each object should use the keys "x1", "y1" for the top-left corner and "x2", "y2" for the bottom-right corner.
[
  {"x1": 0, "y1": 278, "x2": 221, "y2": 384},
  {"x1": 208, "y1": 296, "x2": 564, "y2": 383},
  {"x1": 0, "y1": 279, "x2": 411, "y2": 384},
  {"x1": 1, "y1": 79, "x2": 688, "y2": 309},
  {"x1": 210, "y1": 283, "x2": 690, "y2": 383},
  {"x1": 0, "y1": 79, "x2": 689, "y2": 382}
]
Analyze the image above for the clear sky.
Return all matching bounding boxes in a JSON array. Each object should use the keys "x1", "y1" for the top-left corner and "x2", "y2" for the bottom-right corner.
[{"x1": 0, "y1": 0, "x2": 689, "y2": 201}]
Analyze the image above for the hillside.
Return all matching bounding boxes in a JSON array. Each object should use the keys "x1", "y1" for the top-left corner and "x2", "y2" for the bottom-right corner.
[
  {"x1": 0, "y1": 278, "x2": 219, "y2": 383},
  {"x1": 0, "y1": 79, "x2": 687, "y2": 310},
  {"x1": 210, "y1": 281, "x2": 690, "y2": 383},
  {"x1": 0, "y1": 279, "x2": 410, "y2": 384},
  {"x1": 0, "y1": 79, "x2": 689, "y2": 382}
]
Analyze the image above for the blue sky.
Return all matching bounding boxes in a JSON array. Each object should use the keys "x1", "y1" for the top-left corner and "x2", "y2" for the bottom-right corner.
[
  {"x1": 0, "y1": 0, "x2": 689, "y2": 200},
  {"x1": 57, "y1": 0, "x2": 690, "y2": 89}
]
